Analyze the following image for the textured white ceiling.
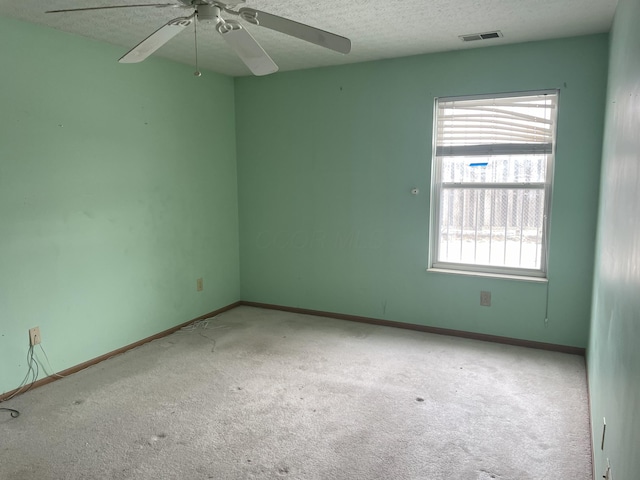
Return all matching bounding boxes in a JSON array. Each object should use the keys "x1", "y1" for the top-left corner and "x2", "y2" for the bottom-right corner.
[{"x1": 0, "y1": 0, "x2": 617, "y2": 77}]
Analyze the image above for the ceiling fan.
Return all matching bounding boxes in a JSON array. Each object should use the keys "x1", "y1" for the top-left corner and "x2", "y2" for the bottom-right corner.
[{"x1": 46, "y1": 0, "x2": 352, "y2": 76}]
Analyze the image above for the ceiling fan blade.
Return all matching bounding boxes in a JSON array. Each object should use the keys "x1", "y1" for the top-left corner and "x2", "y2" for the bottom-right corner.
[
  {"x1": 119, "y1": 15, "x2": 193, "y2": 63},
  {"x1": 217, "y1": 21, "x2": 278, "y2": 76},
  {"x1": 46, "y1": 4, "x2": 179, "y2": 14},
  {"x1": 238, "y1": 8, "x2": 351, "y2": 54}
]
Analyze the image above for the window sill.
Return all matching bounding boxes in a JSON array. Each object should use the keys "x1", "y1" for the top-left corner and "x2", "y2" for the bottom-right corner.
[{"x1": 426, "y1": 268, "x2": 548, "y2": 283}]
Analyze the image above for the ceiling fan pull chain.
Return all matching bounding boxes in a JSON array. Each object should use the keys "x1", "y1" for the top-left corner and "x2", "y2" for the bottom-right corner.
[{"x1": 193, "y1": 14, "x2": 201, "y2": 77}]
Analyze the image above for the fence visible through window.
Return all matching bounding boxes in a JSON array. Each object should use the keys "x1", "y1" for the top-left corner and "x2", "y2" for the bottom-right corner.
[{"x1": 439, "y1": 186, "x2": 545, "y2": 269}]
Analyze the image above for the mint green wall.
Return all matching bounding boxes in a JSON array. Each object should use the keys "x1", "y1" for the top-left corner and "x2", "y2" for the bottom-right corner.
[
  {"x1": 588, "y1": 0, "x2": 640, "y2": 478},
  {"x1": 235, "y1": 35, "x2": 608, "y2": 348},
  {"x1": 0, "y1": 18, "x2": 240, "y2": 395}
]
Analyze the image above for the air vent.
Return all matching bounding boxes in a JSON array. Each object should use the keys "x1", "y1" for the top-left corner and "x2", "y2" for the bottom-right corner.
[{"x1": 459, "y1": 31, "x2": 503, "y2": 42}]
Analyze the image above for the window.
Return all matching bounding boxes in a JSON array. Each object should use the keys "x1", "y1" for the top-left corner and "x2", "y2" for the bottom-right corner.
[{"x1": 429, "y1": 91, "x2": 558, "y2": 278}]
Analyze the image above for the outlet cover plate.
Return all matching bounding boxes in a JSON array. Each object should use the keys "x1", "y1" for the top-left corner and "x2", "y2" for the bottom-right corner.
[
  {"x1": 480, "y1": 291, "x2": 491, "y2": 306},
  {"x1": 604, "y1": 458, "x2": 612, "y2": 480},
  {"x1": 29, "y1": 327, "x2": 41, "y2": 346}
]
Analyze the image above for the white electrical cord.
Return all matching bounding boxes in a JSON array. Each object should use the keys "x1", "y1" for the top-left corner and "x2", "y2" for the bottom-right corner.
[
  {"x1": 1, "y1": 345, "x2": 39, "y2": 403},
  {"x1": 36, "y1": 344, "x2": 65, "y2": 379}
]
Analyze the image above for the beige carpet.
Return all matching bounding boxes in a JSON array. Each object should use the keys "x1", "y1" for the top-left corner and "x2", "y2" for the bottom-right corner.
[{"x1": 0, "y1": 306, "x2": 592, "y2": 479}]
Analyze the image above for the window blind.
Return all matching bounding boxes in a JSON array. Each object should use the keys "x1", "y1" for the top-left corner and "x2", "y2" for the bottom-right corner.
[{"x1": 435, "y1": 93, "x2": 557, "y2": 157}]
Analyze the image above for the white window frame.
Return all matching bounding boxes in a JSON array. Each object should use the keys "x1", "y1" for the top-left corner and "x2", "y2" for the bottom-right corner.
[{"x1": 428, "y1": 90, "x2": 559, "y2": 279}]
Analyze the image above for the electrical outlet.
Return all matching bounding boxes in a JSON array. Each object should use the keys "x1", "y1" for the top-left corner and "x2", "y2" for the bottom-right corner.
[
  {"x1": 603, "y1": 458, "x2": 612, "y2": 480},
  {"x1": 480, "y1": 291, "x2": 491, "y2": 306},
  {"x1": 196, "y1": 277, "x2": 203, "y2": 292},
  {"x1": 29, "y1": 327, "x2": 41, "y2": 346}
]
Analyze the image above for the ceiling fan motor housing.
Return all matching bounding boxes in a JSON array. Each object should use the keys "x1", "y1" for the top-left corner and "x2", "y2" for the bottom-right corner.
[
  {"x1": 197, "y1": 4, "x2": 221, "y2": 22},
  {"x1": 178, "y1": 0, "x2": 245, "y2": 6}
]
